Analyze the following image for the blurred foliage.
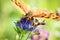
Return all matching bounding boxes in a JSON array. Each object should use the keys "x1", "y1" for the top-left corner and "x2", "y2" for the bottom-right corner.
[{"x1": 0, "y1": 0, "x2": 60, "y2": 40}]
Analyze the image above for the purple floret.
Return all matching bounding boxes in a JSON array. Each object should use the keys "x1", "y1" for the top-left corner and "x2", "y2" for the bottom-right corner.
[{"x1": 16, "y1": 17, "x2": 35, "y2": 31}]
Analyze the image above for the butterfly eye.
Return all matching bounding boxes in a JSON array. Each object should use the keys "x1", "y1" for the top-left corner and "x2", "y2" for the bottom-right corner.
[{"x1": 25, "y1": 11, "x2": 32, "y2": 17}]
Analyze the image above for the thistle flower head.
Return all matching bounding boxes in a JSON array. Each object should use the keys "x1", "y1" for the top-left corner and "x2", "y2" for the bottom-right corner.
[
  {"x1": 31, "y1": 26, "x2": 49, "y2": 40},
  {"x1": 16, "y1": 17, "x2": 36, "y2": 31}
]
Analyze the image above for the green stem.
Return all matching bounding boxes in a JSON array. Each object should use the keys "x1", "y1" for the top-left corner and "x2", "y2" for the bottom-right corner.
[
  {"x1": 20, "y1": 34, "x2": 23, "y2": 40},
  {"x1": 26, "y1": 31, "x2": 31, "y2": 40},
  {"x1": 20, "y1": 30, "x2": 24, "y2": 40}
]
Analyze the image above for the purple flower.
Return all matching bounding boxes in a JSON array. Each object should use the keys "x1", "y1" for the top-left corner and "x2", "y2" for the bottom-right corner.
[
  {"x1": 16, "y1": 17, "x2": 35, "y2": 31},
  {"x1": 30, "y1": 27, "x2": 49, "y2": 40}
]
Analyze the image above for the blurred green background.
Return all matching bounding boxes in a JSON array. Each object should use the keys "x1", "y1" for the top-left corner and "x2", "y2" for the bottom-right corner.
[{"x1": 0, "y1": 0, "x2": 60, "y2": 40}]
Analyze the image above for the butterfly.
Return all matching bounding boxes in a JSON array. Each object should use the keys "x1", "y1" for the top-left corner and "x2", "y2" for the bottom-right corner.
[
  {"x1": 12, "y1": 0, "x2": 60, "y2": 31},
  {"x1": 12, "y1": 0, "x2": 60, "y2": 20}
]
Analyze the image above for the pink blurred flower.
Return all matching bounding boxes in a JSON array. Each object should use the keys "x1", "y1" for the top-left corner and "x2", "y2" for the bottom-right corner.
[{"x1": 30, "y1": 27, "x2": 49, "y2": 40}]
